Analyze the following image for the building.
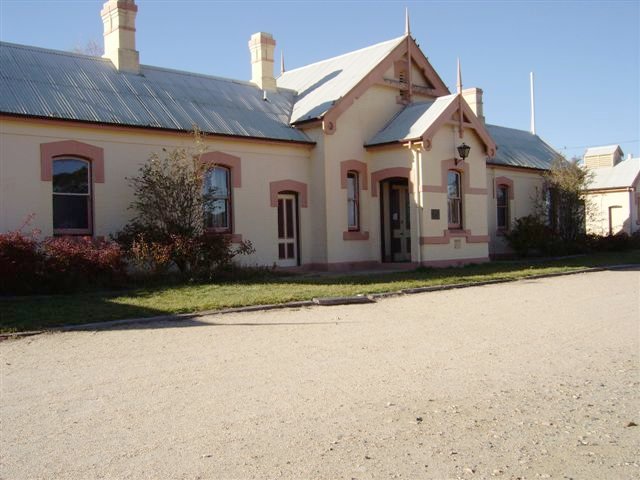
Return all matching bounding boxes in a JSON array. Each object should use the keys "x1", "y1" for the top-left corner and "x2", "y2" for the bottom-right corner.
[
  {"x1": 584, "y1": 145, "x2": 640, "y2": 235},
  {"x1": 0, "y1": 0, "x2": 560, "y2": 270}
]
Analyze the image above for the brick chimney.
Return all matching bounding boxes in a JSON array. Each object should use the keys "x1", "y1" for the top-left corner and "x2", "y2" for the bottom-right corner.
[
  {"x1": 248, "y1": 32, "x2": 277, "y2": 91},
  {"x1": 101, "y1": 0, "x2": 140, "y2": 73},
  {"x1": 462, "y1": 88, "x2": 484, "y2": 123}
]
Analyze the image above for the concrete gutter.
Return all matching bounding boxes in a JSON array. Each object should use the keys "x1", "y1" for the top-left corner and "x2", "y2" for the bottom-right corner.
[{"x1": 1, "y1": 264, "x2": 637, "y2": 340}]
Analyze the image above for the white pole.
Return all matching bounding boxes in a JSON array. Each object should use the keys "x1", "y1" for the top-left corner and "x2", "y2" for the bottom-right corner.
[{"x1": 530, "y1": 72, "x2": 536, "y2": 135}]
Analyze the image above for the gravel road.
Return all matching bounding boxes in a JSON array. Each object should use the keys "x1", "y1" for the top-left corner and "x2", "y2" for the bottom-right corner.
[{"x1": 1, "y1": 268, "x2": 639, "y2": 480}]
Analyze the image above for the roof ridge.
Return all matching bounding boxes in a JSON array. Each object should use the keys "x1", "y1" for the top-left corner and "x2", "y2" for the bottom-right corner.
[
  {"x1": 0, "y1": 40, "x2": 110, "y2": 61},
  {"x1": 279, "y1": 35, "x2": 405, "y2": 77}
]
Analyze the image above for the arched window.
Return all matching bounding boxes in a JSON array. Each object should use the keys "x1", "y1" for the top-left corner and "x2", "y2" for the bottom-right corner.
[
  {"x1": 347, "y1": 171, "x2": 360, "y2": 231},
  {"x1": 52, "y1": 158, "x2": 92, "y2": 235},
  {"x1": 496, "y1": 185, "x2": 509, "y2": 229},
  {"x1": 204, "y1": 166, "x2": 231, "y2": 232},
  {"x1": 447, "y1": 170, "x2": 462, "y2": 229}
]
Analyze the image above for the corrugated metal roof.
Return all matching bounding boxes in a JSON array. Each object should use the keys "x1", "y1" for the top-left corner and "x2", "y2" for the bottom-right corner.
[
  {"x1": 0, "y1": 42, "x2": 312, "y2": 143},
  {"x1": 588, "y1": 157, "x2": 640, "y2": 190},
  {"x1": 365, "y1": 95, "x2": 456, "y2": 146},
  {"x1": 486, "y1": 124, "x2": 559, "y2": 170},
  {"x1": 277, "y1": 36, "x2": 405, "y2": 124},
  {"x1": 584, "y1": 144, "x2": 622, "y2": 157}
]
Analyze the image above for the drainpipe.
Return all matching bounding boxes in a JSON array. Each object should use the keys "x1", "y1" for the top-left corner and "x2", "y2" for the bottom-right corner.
[{"x1": 411, "y1": 142, "x2": 423, "y2": 265}]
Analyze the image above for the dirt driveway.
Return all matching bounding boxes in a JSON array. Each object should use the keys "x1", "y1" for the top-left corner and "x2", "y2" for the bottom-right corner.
[{"x1": 1, "y1": 268, "x2": 639, "y2": 480}]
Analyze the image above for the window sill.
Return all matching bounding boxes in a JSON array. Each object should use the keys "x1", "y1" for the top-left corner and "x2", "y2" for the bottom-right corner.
[
  {"x1": 205, "y1": 231, "x2": 243, "y2": 243},
  {"x1": 343, "y1": 230, "x2": 370, "y2": 241},
  {"x1": 496, "y1": 228, "x2": 508, "y2": 237}
]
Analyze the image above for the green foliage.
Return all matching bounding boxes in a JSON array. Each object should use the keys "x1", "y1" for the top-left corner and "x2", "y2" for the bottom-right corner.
[
  {"x1": 116, "y1": 130, "x2": 254, "y2": 278},
  {"x1": 504, "y1": 215, "x2": 552, "y2": 257}
]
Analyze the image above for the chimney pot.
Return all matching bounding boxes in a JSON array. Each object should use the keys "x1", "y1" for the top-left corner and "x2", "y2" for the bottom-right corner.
[
  {"x1": 249, "y1": 32, "x2": 277, "y2": 91},
  {"x1": 461, "y1": 87, "x2": 484, "y2": 123},
  {"x1": 101, "y1": 0, "x2": 140, "y2": 73}
]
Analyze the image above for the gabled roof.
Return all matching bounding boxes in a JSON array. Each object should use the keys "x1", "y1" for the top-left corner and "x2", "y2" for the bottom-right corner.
[
  {"x1": 485, "y1": 124, "x2": 559, "y2": 170},
  {"x1": 365, "y1": 94, "x2": 497, "y2": 157},
  {"x1": 584, "y1": 144, "x2": 623, "y2": 157},
  {"x1": 0, "y1": 42, "x2": 312, "y2": 143},
  {"x1": 588, "y1": 157, "x2": 640, "y2": 190},
  {"x1": 277, "y1": 36, "x2": 406, "y2": 124},
  {"x1": 365, "y1": 95, "x2": 457, "y2": 145}
]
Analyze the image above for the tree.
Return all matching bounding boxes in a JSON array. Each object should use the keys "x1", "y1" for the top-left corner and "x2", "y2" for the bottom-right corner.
[
  {"x1": 115, "y1": 131, "x2": 253, "y2": 277},
  {"x1": 72, "y1": 39, "x2": 103, "y2": 56},
  {"x1": 540, "y1": 156, "x2": 594, "y2": 244}
]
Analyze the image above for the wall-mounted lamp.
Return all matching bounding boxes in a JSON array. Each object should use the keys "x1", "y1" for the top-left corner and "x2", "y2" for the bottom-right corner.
[{"x1": 456, "y1": 142, "x2": 471, "y2": 165}]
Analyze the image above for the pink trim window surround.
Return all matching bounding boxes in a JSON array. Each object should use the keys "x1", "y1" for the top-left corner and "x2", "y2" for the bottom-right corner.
[
  {"x1": 41, "y1": 140, "x2": 104, "y2": 184},
  {"x1": 199, "y1": 152, "x2": 242, "y2": 235},
  {"x1": 270, "y1": 180, "x2": 308, "y2": 208},
  {"x1": 370, "y1": 167, "x2": 413, "y2": 197},
  {"x1": 421, "y1": 158, "x2": 487, "y2": 196},
  {"x1": 199, "y1": 151, "x2": 242, "y2": 188},
  {"x1": 494, "y1": 176, "x2": 514, "y2": 199},
  {"x1": 41, "y1": 140, "x2": 104, "y2": 236},
  {"x1": 340, "y1": 160, "x2": 368, "y2": 190}
]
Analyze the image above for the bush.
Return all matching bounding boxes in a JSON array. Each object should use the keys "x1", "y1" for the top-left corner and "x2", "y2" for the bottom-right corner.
[
  {"x1": 0, "y1": 230, "x2": 45, "y2": 294},
  {"x1": 0, "y1": 224, "x2": 126, "y2": 295},
  {"x1": 43, "y1": 237, "x2": 126, "y2": 292},
  {"x1": 504, "y1": 215, "x2": 552, "y2": 257}
]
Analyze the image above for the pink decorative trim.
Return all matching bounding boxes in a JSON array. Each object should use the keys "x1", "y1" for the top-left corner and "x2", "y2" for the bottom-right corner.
[
  {"x1": 421, "y1": 257, "x2": 489, "y2": 268},
  {"x1": 41, "y1": 140, "x2": 104, "y2": 183},
  {"x1": 419, "y1": 94, "x2": 497, "y2": 157},
  {"x1": 320, "y1": 36, "x2": 449, "y2": 134},
  {"x1": 495, "y1": 176, "x2": 514, "y2": 199},
  {"x1": 101, "y1": 1, "x2": 138, "y2": 15},
  {"x1": 343, "y1": 231, "x2": 370, "y2": 241},
  {"x1": 420, "y1": 230, "x2": 489, "y2": 245},
  {"x1": 370, "y1": 167, "x2": 412, "y2": 197},
  {"x1": 421, "y1": 159, "x2": 486, "y2": 195},
  {"x1": 340, "y1": 160, "x2": 368, "y2": 190},
  {"x1": 200, "y1": 151, "x2": 242, "y2": 188},
  {"x1": 270, "y1": 180, "x2": 308, "y2": 208}
]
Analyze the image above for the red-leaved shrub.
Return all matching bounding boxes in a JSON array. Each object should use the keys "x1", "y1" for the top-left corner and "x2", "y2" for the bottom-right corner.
[{"x1": 0, "y1": 218, "x2": 126, "y2": 294}]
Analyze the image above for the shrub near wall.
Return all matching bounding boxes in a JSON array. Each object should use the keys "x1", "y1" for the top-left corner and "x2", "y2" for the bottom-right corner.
[{"x1": 0, "y1": 231, "x2": 126, "y2": 295}]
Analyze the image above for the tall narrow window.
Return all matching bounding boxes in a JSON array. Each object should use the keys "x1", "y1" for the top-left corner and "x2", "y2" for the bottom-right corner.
[
  {"x1": 52, "y1": 158, "x2": 92, "y2": 235},
  {"x1": 347, "y1": 171, "x2": 360, "y2": 231},
  {"x1": 204, "y1": 166, "x2": 231, "y2": 232},
  {"x1": 496, "y1": 185, "x2": 509, "y2": 229},
  {"x1": 447, "y1": 170, "x2": 462, "y2": 229}
]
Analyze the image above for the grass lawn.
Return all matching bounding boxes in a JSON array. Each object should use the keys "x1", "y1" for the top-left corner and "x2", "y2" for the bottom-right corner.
[{"x1": 2, "y1": 250, "x2": 639, "y2": 333}]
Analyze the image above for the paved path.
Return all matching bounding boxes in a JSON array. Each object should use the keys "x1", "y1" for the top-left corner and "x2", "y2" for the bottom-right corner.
[{"x1": 1, "y1": 268, "x2": 639, "y2": 479}]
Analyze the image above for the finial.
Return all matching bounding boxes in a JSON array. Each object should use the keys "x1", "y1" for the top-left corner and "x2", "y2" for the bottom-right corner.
[
  {"x1": 405, "y1": 8, "x2": 411, "y2": 35},
  {"x1": 280, "y1": 51, "x2": 285, "y2": 75},
  {"x1": 456, "y1": 57, "x2": 462, "y2": 94}
]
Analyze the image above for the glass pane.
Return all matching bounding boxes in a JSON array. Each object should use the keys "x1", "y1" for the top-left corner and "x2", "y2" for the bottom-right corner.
[
  {"x1": 497, "y1": 206, "x2": 507, "y2": 228},
  {"x1": 205, "y1": 199, "x2": 228, "y2": 229},
  {"x1": 285, "y1": 199, "x2": 294, "y2": 238},
  {"x1": 287, "y1": 243, "x2": 294, "y2": 258},
  {"x1": 206, "y1": 167, "x2": 228, "y2": 197},
  {"x1": 278, "y1": 243, "x2": 285, "y2": 259},
  {"x1": 277, "y1": 199, "x2": 284, "y2": 238},
  {"x1": 53, "y1": 159, "x2": 89, "y2": 194},
  {"x1": 497, "y1": 186, "x2": 507, "y2": 206},
  {"x1": 348, "y1": 199, "x2": 357, "y2": 228},
  {"x1": 448, "y1": 198, "x2": 460, "y2": 226},
  {"x1": 53, "y1": 195, "x2": 89, "y2": 229},
  {"x1": 447, "y1": 171, "x2": 460, "y2": 199},
  {"x1": 347, "y1": 174, "x2": 356, "y2": 201}
]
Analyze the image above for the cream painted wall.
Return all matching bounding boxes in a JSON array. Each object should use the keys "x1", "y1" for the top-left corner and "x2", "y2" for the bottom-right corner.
[
  {"x1": 0, "y1": 118, "x2": 313, "y2": 266},
  {"x1": 486, "y1": 166, "x2": 545, "y2": 255},
  {"x1": 585, "y1": 189, "x2": 638, "y2": 235},
  {"x1": 321, "y1": 84, "x2": 405, "y2": 265}
]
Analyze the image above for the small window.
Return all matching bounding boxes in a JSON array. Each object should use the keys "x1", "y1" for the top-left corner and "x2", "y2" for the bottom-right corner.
[
  {"x1": 497, "y1": 185, "x2": 509, "y2": 229},
  {"x1": 347, "y1": 171, "x2": 359, "y2": 231},
  {"x1": 204, "y1": 166, "x2": 231, "y2": 232},
  {"x1": 52, "y1": 158, "x2": 92, "y2": 235},
  {"x1": 447, "y1": 170, "x2": 462, "y2": 229}
]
